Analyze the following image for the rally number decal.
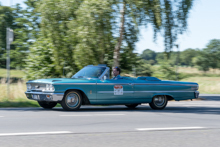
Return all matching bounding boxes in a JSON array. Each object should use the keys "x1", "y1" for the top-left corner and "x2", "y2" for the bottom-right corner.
[{"x1": 114, "y1": 85, "x2": 123, "y2": 95}]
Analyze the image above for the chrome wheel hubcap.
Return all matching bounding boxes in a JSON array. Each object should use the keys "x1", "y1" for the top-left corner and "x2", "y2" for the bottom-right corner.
[
  {"x1": 66, "y1": 93, "x2": 79, "y2": 108},
  {"x1": 154, "y1": 96, "x2": 165, "y2": 106}
]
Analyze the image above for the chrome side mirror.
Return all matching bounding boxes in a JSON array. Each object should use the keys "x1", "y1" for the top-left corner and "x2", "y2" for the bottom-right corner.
[{"x1": 104, "y1": 76, "x2": 107, "y2": 80}]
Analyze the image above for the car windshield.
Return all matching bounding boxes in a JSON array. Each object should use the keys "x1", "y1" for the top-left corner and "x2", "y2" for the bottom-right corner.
[{"x1": 72, "y1": 66, "x2": 106, "y2": 79}]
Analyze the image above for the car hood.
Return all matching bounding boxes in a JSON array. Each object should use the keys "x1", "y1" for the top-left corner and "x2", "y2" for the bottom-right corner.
[{"x1": 26, "y1": 78, "x2": 96, "y2": 84}]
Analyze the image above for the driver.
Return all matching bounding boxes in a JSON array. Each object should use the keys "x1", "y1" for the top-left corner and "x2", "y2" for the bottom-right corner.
[{"x1": 112, "y1": 67, "x2": 122, "y2": 80}]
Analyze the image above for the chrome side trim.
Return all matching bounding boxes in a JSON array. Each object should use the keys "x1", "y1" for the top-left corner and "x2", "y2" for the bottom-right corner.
[
  {"x1": 134, "y1": 91, "x2": 194, "y2": 93},
  {"x1": 134, "y1": 83, "x2": 197, "y2": 86},
  {"x1": 98, "y1": 91, "x2": 134, "y2": 94},
  {"x1": 53, "y1": 83, "x2": 96, "y2": 85},
  {"x1": 97, "y1": 91, "x2": 194, "y2": 94},
  {"x1": 25, "y1": 92, "x2": 55, "y2": 95},
  {"x1": 97, "y1": 83, "x2": 197, "y2": 86},
  {"x1": 97, "y1": 83, "x2": 131, "y2": 85}
]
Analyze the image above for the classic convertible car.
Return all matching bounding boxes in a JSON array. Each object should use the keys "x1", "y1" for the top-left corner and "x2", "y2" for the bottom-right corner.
[{"x1": 25, "y1": 64, "x2": 199, "y2": 110}]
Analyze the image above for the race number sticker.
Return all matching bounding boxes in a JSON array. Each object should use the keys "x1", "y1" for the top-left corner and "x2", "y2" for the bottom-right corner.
[{"x1": 114, "y1": 85, "x2": 123, "y2": 95}]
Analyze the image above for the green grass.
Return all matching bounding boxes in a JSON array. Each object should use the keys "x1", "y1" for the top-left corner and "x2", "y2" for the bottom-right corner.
[
  {"x1": 0, "y1": 68, "x2": 25, "y2": 78},
  {"x1": 0, "y1": 100, "x2": 39, "y2": 107},
  {"x1": 181, "y1": 77, "x2": 220, "y2": 94},
  {"x1": 0, "y1": 100, "x2": 62, "y2": 108}
]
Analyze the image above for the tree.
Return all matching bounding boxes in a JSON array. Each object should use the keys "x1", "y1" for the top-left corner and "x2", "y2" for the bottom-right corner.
[
  {"x1": 0, "y1": 5, "x2": 14, "y2": 68},
  {"x1": 0, "y1": 4, "x2": 31, "y2": 69},
  {"x1": 180, "y1": 48, "x2": 199, "y2": 66},
  {"x1": 135, "y1": 59, "x2": 153, "y2": 76},
  {"x1": 193, "y1": 39, "x2": 220, "y2": 73},
  {"x1": 152, "y1": 61, "x2": 177, "y2": 80},
  {"x1": 203, "y1": 39, "x2": 220, "y2": 70},
  {"x1": 32, "y1": 0, "x2": 115, "y2": 77},
  {"x1": 113, "y1": 0, "x2": 194, "y2": 67},
  {"x1": 193, "y1": 54, "x2": 210, "y2": 72},
  {"x1": 24, "y1": 0, "x2": 194, "y2": 79},
  {"x1": 140, "y1": 49, "x2": 156, "y2": 64},
  {"x1": 10, "y1": 4, "x2": 32, "y2": 69},
  {"x1": 24, "y1": 38, "x2": 56, "y2": 79}
]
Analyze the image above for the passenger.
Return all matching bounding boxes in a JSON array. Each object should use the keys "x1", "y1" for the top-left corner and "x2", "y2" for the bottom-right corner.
[{"x1": 112, "y1": 66, "x2": 122, "y2": 80}]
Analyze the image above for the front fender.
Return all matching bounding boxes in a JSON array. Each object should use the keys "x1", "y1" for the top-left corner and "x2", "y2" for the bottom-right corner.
[{"x1": 63, "y1": 87, "x2": 89, "y2": 97}]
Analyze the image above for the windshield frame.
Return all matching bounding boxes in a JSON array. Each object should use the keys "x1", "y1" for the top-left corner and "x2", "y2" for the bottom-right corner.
[{"x1": 72, "y1": 65, "x2": 110, "y2": 79}]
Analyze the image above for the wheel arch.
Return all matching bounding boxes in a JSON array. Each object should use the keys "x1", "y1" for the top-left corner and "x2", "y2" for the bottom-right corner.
[
  {"x1": 152, "y1": 93, "x2": 174, "y2": 101},
  {"x1": 64, "y1": 89, "x2": 91, "y2": 105}
]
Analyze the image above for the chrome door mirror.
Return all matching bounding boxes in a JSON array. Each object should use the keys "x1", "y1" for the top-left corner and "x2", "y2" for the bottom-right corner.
[{"x1": 104, "y1": 76, "x2": 107, "y2": 80}]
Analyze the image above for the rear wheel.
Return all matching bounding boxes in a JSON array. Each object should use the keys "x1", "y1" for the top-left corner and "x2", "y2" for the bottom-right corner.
[
  {"x1": 125, "y1": 104, "x2": 138, "y2": 108},
  {"x1": 38, "y1": 101, "x2": 57, "y2": 109},
  {"x1": 149, "y1": 95, "x2": 167, "y2": 110},
  {"x1": 61, "y1": 91, "x2": 82, "y2": 111}
]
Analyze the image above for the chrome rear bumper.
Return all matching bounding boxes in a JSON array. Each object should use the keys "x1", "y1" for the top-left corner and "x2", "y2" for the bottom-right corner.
[
  {"x1": 25, "y1": 92, "x2": 64, "y2": 102},
  {"x1": 195, "y1": 91, "x2": 199, "y2": 98}
]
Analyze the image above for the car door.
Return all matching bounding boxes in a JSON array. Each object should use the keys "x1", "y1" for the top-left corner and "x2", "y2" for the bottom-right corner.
[
  {"x1": 96, "y1": 79, "x2": 134, "y2": 104},
  {"x1": 133, "y1": 79, "x2": 154, "y2": 103}
]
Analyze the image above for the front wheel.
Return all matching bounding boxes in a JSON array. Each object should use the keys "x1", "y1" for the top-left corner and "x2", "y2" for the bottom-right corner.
[
  {"x1": 38, "y1": 101, "x2": 57, "y2": 109},
  {"x1": 61, "y1": 91, "x2": 82, "y2": 111},
  {"x1": 149, "y1": 95, "x2": 167, "y2": 110}
]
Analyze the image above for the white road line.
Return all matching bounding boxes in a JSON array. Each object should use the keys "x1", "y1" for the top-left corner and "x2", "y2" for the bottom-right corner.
[
  {"x1": 0, "y1": 131, "x2": 72, "y2": 137},
  {"x1": 183, "y1": 105, "x2": 219, "y2": 107},
  {"x1": 60, "y1": 114, "x2": 125, "y2": 117},
  {"x1": 94, "y1": 114, "x2": 125, "y2": 116},
  {"x1": 136, "y1": 127, "x2": 206, "y2": 131},
  {"x1": 60, "y1": 115, "x2": 93, "y2": 117}
]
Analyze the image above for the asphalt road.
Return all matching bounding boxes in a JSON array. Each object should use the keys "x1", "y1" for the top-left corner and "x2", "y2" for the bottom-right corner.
[{"x1": 0, "y1": 94, "x2": 219, "y2": 147}]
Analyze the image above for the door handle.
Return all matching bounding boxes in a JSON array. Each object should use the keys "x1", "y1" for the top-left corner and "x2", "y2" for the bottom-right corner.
[{"x1": 128, "y1": 83, "x2": 133, "y2": 86}]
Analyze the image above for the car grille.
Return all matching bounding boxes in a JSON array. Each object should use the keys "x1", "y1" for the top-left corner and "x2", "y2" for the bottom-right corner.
[{"x1": 30, "y1": 83, "x2": 46, "y2": 92}]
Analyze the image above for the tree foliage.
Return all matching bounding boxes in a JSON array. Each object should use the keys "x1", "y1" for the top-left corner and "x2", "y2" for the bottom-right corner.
[
  {"x1": 1, "y1": 0, "x2": 195, "y2": 79},
  {"x1": 0, "y1": 4, "x2": 31, "y2": 69}
]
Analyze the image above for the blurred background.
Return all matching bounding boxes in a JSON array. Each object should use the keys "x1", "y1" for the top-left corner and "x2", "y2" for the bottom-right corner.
[{"x1": 0, "y1": 0, "x2": 220, "y2": 106}]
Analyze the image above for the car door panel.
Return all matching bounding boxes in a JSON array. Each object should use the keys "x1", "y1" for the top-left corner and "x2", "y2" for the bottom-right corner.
[{"x1": 96, "y1": 79, "x2": 134, "y2": 104}]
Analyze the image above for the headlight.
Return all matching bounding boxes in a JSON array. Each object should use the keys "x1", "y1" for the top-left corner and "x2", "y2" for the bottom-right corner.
[
  {"x1": 45, "y1": 84, "x2": 54, "y2": 91},
  {"x1": 26, "y1": 84, "x2": 31, "y2": 91},
  {"x1": 50, "y1": 84, "x2": 54, "y2": 91},
  {"x1": 46, "y1": 84, "x2": 50, "y2": 91}
]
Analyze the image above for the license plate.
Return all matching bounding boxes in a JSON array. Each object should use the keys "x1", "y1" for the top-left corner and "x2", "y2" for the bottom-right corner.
[{"x1": 32, "y1": 95, "x2": 38, "y2": 100}]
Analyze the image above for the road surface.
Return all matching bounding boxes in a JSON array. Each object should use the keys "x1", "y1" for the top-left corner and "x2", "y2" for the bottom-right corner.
[{"x1": 0, "y1": 94, "x2": 219, "y2": 147}]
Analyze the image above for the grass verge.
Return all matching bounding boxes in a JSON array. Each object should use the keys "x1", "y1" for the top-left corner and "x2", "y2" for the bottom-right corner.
[
  {"x1": 0, "y1": 68, "x2": 25, "y2": 78},
  {"x1": 181, "y1": 77, "x2": 220, "y2": 94}
]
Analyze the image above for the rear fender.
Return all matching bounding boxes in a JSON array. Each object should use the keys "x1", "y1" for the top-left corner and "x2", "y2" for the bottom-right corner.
[{"x1": 152, "y1": 93, "x2": 174, "y2": 101}]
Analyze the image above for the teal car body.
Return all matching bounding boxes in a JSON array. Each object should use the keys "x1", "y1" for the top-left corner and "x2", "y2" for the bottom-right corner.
[{"x1": 25, "y1": 65, "x2": 199, "y2": 110}]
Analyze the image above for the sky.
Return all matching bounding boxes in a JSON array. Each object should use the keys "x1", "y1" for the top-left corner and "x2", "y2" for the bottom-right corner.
[{"x1": 1, "y1": 0, "x2": 220, "y2": 54}]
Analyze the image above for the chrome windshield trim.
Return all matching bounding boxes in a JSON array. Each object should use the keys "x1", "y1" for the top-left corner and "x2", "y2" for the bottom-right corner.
[
  {"x1": 99, "y1": 67, "x2": 110, "y2": 80},
  {"x1": 53, "y1": 83, "x2": 96, "y2": 85}
]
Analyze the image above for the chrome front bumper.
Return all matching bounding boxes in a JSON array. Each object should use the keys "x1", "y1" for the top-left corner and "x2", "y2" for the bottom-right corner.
[{"x1": 25, "y1": 92, "x2": 64, "y2": 102}]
